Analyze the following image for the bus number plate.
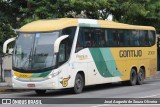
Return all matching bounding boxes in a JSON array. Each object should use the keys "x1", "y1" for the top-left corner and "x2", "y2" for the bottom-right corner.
[{"x1": 27, "y1": 84, "x2": 35, "y2": 87}]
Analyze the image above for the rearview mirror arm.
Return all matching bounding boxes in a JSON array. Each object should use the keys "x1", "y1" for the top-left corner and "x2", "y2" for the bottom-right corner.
[{"x1": 3, "y1": 37, "x2": 16, "y2": 54}]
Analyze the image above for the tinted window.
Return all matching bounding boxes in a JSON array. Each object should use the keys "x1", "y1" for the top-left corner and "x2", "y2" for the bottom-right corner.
[
  {"x1": 76, "y1": 27, "x2": 155, "y2": 52},
  {"x1": 105, "y1": 29, "x2": 114, "y2": 47},
  {"x1": 76, "y1": 28, "x2": 96, "y2": 52},
  {"x1": 58, "y1": 27, "x2": 76, "y2": 66},
  {"x1": 62, "y1": 27, "x2": 76, "y2": 60},
  {"x1": 124, "y1": 30, "x2": 131, "y2": 46},
  {"x1": 148, "y1": 31, "x2": 155, "y2": 46},
  {"x1": 119, "y1": 30, "x2": 125, "y2": 46},
  {"x1": 130, "y1": 30, "x2": 139, "y2": 46},
  {"x1": 139, "y1": 31, "x2": 147, "y2": 46}
]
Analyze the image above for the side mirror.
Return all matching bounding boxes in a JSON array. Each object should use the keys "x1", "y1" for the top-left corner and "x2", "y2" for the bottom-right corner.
[
  {"x1": 54, "y1": 35, "x2": 69, "y2": 53},
  {"x1": 8, "y1": 48, "x2": 14, "y2": 54},
  {"x1": 3, "y1": 37, "x2": 16, "y2": 54}
]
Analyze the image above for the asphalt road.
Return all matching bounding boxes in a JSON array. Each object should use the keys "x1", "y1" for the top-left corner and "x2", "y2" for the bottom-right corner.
[{"x1": 1, "y1": 78, "x2": 160, "y2": 107}]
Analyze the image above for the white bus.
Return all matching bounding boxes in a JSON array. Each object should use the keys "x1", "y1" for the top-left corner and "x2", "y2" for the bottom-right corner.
[{"x1": 3, "y1": 18, "x2": 156, "y2": 94}]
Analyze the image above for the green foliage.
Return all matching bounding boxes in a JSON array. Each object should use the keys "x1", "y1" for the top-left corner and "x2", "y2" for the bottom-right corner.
[
  {"x1": 0, "y1": 0, "x2": 17, "y2": 53},
  {"x1": 0, "y1": 0, "x2": 160, "y2": 53},
  {"x1": 110, "y1": 0, "x2": 160, "y2": 29},
  {"x1": 110, "y1": 0, "x2": 149, "y2": 22},
  {"x1": 140, "y1": 0, "x2": 160, "y2": 29}
]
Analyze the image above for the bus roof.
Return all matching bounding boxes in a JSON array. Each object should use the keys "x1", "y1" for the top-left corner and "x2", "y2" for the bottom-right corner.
[{"x1": 19, "y1": 18, "x2": 155, "y2": 32}]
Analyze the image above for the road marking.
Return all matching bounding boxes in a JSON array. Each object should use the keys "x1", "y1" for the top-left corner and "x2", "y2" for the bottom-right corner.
[
  {"x1": 91, "y1": 104, "x2": 109, "y2": 107},
  {"x1": 91, "y1": 104, "x2": 160, "y2": 107},
  {"x1": 144, "y1": 84, "x2": 157, "y2": 85},
  {"x1": 140, "y1": 93, "x2": 160, "y2": 98}
]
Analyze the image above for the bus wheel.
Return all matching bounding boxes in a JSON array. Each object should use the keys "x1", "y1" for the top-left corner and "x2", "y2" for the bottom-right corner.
[
  {"x1": 73, "y1": 73, "x2": 84, "y2": 94},
  {"x1": 35, "y1": 90, "x2": 46, "y2": 95},
  {"x1": 137, "y1": 68, "x2": 145, "y2": 85},
  {"x1": 128, "y1": 68, "x2": 137, "y2": 86}
]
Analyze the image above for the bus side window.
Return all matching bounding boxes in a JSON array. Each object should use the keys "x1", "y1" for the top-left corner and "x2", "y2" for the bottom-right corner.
[
  {"x1": 148, "y1": 31, "x2": 156, "y2": 46},
  {"x1": 94, "y1": 29, "x2": 103, "y2": 47},
  {"x1": 104, "y1": 29, "x2": 108, "y2": 46},
  {"x1": 62, "y1": 27, "x2": 76, "y2": 60},
  {"x1": 107, "y1": 29, "x2": 114, "y2": 47},
  {"x1": 119, "y1": 30, "x2": 125, "y2": 46},
  {"x1": 84, "y1": 29, "x2": 95, "y2": 47},
  {"x1": 97, "y1": 29, "x2": 106, "y2": 47},
  {"x1": 113, "y1": 30, "x2": 119, "y2": 46},
  {"x1": 124, "y1": 30, "x2": 130, "y2": 46},
  {"x1": 76, "y1": 28, "x2": 85, "y2": 52},
  {"x1": 139, "y1": 31, "x2": 147, "y2": 46},
  {"x1": 131, "y1": 30, "x2": 139, "y2": 46}
]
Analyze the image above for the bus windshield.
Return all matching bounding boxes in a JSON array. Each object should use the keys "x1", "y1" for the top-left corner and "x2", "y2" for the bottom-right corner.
[{"x1": 13, "y1": 31, "x2": 59, "y2": 71}]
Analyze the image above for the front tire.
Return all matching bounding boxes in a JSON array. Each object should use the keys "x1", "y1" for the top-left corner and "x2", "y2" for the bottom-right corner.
[
  {"x1": 35, "y1": 90, "x2": 46, "y2": 95},
  {"x1": 137, "y1": 68, "x2": 145, "y2": 85},
  {"x1": 73, "y1": 73, "x2": 84, "y2": 94}
]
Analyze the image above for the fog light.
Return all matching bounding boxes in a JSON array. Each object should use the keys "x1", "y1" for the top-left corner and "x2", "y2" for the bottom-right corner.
[
  {"x1": 48, "y1": 75, "x2": 52, "y2": 79},
  {"x1": 52, "y1": 82, "x2": 55, "y2": 86}
]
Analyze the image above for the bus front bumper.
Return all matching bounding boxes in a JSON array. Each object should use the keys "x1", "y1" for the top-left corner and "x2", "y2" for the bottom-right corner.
[{"x1": 12, "y1": 77, "x2": 59, "y2": 89}]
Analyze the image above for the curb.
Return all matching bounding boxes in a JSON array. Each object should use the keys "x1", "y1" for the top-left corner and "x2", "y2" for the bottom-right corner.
[
  {"x1": 0, "y1": 82, "x2": 11, "y2": 87},
  {"x1": 0, "y1": 82, "x2": 12, "y2": 93},
  {"x1": 155, "y1": 71, "x2": 160, "y2": 79},
  {"x1": 0, "y1": 82, "x2": 29, "y2": 93}
]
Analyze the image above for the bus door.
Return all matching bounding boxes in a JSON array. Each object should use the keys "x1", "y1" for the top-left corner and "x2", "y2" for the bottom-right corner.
[{"x1": 57, "y1": 40, "x2": 70, "y2": 88}]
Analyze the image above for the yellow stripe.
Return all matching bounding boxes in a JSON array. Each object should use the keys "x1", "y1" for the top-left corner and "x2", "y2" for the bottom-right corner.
[
  {"x1": 79, "y1": 58, "x2": 89, "y2": 60},
  {"x1": 13, "y1": 71, "x2": 32, "y2": 78}
]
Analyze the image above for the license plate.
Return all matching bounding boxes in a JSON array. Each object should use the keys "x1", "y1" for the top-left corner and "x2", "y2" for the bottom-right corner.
[{"x1": 27, "y1": 84, "x2": 35, "y2": 87}]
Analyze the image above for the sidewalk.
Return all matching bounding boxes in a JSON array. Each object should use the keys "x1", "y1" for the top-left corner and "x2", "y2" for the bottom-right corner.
[
  {"x1": 0, "y1": 82, "x2": 28, "y2": 93},
  {"x1": 154, "y1": 71, "x2": 160, "y2": 79},
  {"x1": 0, "y1": 82, "x2": 12, "y2": 93}
]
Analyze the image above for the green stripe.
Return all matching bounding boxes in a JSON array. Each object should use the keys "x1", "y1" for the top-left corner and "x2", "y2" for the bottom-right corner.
[
  {"x1": 79, "y1": 23, "x2": 100, "y2": 27},
  {"x1": 89, "y1": 48, "x2": 122, "y2": 77},
  {"x1": 31, "y1": 70, "x2": 52, "y2": 78}
]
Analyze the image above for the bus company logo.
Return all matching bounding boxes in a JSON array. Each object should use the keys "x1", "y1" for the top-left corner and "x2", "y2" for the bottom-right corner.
[
  {"x1": 76, "y1": 54, "x2": 88, "y2": 60},
  {"x1": 119, "y1": 50, "x2": 142, "y2": 58},
  {"x1": 60, "y1": 76, "x2": 71, "y2": 87}
]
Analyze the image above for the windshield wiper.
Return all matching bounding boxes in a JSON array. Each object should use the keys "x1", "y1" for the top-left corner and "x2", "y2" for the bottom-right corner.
[{"x1": 21, "y1": 47, "x2": 33, "y2": 70}]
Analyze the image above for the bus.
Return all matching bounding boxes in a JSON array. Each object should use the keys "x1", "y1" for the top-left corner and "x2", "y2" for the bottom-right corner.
[{"x1": 3, "y1": 18, "x2": 156, "y2": 94}]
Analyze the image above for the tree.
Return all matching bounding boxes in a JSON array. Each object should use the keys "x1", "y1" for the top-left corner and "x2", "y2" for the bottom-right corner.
[
  {"x1": 0, "y1": 0, "x2": 160, "y2": 54},
  {"x1": 19, "y1": 0, "x2": 115, "y2": 21},
  {"x1": 0, "y1": 0, "x2": 17, "y2": 53},
  {"x1": 137, "y1": 0, "x2": 160, "y2": 29},
  {"x1": 110, "y1": 0, "x2": 160, "y2": 29},
  {"x1": 56, "y1": 0, "x2": 114, "y2": 19}
]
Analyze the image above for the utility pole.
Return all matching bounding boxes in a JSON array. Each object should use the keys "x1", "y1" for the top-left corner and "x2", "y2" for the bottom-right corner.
[{"x1": 0, "y1": 53, "x2": 4, "y2": 82}]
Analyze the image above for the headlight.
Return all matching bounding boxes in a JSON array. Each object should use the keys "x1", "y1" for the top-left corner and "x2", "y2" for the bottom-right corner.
[
  {"x1": 13, "y1": 75, "x2": 18, "y2": 79},
  {"x1": 47, "y1": 70, "x2": 61, "y2": 79},
  {"x1": 12, "y1": 71, "x2": 18, "y2": 79}
]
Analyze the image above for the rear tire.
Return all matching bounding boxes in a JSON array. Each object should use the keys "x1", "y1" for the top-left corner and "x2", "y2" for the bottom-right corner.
[
  {"x1": 128, "y1": 68, "x2": 137, "y2": 86},
  {"x1": 35, "y1": 90, "x2": 46, "y2": 95},
  {"x1": 137, "y1": 68, "x2": 145, "y2": 85},
  {"x1": 73, "y1": 73, "x2": 84, "y2": 94}
]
